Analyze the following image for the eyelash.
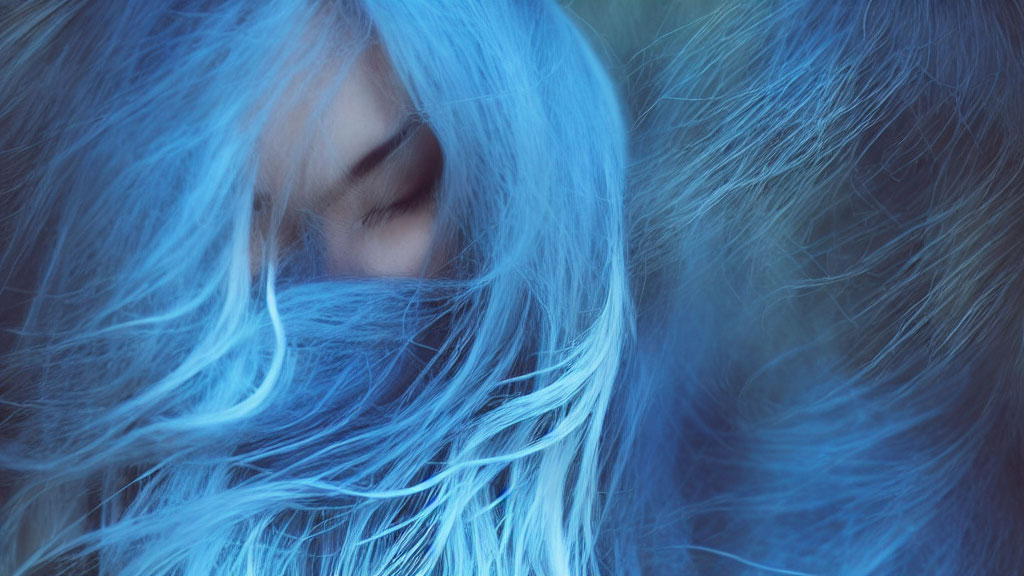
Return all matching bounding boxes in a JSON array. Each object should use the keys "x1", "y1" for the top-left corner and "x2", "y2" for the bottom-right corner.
[{"x1": 361, "y1": 176, "x2": 439, "y2": 228}]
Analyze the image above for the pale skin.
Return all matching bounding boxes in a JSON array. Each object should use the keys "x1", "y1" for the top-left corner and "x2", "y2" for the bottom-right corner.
[
  {"x1": 16, "y1": 21, "x2": 448, "y2": 574},
  {"x1": 255, "y1": 39, "x2": 443, "y2": 278}
]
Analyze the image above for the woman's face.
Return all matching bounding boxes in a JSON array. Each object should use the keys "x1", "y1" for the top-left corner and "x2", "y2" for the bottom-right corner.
[{"x1": 255, "y1": 41, "x2": 443, "y2": 278}]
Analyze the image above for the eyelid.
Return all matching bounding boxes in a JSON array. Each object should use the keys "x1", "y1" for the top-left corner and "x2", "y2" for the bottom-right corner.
[
  {"x1": 301, "y1": 118, "x2": 422, "y2": 215},
  {"x1": 361, "y1": 174, "x2": 439, "y2": 227},
  {"x1": 360, "y1": 128, "x2": 443, "y2": 228}
]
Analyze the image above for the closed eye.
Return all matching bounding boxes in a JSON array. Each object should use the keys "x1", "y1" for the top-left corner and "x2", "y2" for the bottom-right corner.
[
  {"x1": 361, "y1": 126, "x2": 443, "y2": 227},
  {"x1": 362, "y1": 174, "x2": 439, "y2": 227}
]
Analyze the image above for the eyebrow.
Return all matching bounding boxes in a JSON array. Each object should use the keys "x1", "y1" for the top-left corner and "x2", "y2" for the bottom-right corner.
[
  {"x1": 262, "y1": 116, "x2": 424, "y2": 209},
  {"x1": 347, "y1": 117, "x2": 422, "y2": 182}
]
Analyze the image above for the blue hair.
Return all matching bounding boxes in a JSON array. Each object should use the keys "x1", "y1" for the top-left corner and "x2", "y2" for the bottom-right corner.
[
  {"x1": 8, "y1": 0, "x2": 1022, "y2": 574},
  {"x1": 0, "y1": 1, "x2": 629, "y2": 574},
  {"x1": 605, "y1": 1, "x2": 1024, "y2": 574}
]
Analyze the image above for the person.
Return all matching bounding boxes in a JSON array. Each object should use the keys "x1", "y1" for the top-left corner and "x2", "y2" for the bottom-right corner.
[
  {"x1": 0, "y1": 1, "x2": 629, "y2": 574},
  {"x1": 6, "y1": 1, "x2": 1024, "y2": 575}
]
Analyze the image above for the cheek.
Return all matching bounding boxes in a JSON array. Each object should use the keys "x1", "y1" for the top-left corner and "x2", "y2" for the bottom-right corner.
[{"x1": 321, "y1": 204, "x2": 439, "y2": 278}]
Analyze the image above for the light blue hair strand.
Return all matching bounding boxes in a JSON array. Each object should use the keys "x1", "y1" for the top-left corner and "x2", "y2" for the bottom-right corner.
[{"x1": 0, "y1": 1, "x2": 630, "y2": 574}]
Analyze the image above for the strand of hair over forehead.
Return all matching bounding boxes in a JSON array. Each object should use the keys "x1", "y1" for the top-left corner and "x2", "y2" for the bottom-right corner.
[
  {"x1": 601, "y1": 0, "x2": 1024, "y2": 574},
  {"x1": 0, "y1": 1, "x2": 629, "y2": 575}
]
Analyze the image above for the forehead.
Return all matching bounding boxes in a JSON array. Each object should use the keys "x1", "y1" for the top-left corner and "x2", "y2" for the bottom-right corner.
[{"x1": 258, "y1": 37, "x2": 410, "y2": 204}]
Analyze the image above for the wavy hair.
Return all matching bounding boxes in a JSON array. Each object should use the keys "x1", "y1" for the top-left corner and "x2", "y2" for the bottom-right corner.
[
  {"x1": 0, "y1": 1, "x2": 629, "y2": 574},
  {"x1": 605, "y1": 0, "x2": 1024, "y2": 574}
]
